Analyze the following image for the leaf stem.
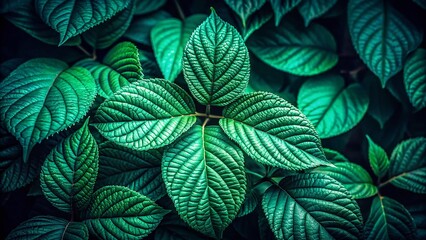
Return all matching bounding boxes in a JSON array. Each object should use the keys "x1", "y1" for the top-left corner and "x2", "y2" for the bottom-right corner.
[
  {"x1": 77, "y1": 45, "x2": 92, "y2": 58},
  {"x1": 174, "y1": 0, "x2": 185, "y2": 20},
  {"x1": 194, "y1": 112, "x2": 224, "y2": 119}
]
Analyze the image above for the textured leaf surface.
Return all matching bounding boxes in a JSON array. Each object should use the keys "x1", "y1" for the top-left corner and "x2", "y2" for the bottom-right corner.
[
  {"x1": 76, "y1": 42, "x2": 142, "y2": 98},
  {"x1": 0, "y1": 58, "x2": 96, "y2": 162},
  {"x1": 94, "y1": 79, "x2": 196, "y2": 150},
  {"x1": 151, "y1": 14, "x2": 206, "y2": 81},
  {"x1": 97, "y1": 141, "x2": 165, "y2": 201},
  {"x1": 367, "y1": 135, "x2": 389, "y2": 178},
  {"x1": 83, "y1": 186, "x2": 169, "y2": 240},
  {"x1": 269, "y1": 0, "x2": 301, "y2": 26},
  {"x1": 183, "y1": 10, "x2": 250, "y2": 106},
  {"x1": 35, "y1": 0, "x2": 131, "y2": 45},
  {"x1": 297, "y1": 0, "x2": 337, "y2": 26},
  {"x1": 388, "y1": 137, "x2": 426, "y2": 193},
  {"x1": 247, "y1": 19, "x2": 337, "y2": 76},
  {"x1": 297, "y1": 74, "x2": 369, "y2": 138},
  {"x1": 348, "y1": 0, "x2": 423, "y2": 86},
  {"x1": 163, "y1": 125, "x2": 246, "y2": 238},
  {"x1": 40, "y1": 119, "x2": 98, "y2": 213},
  {"x1": 262, "y1": 173, "x2": 363, "y2": 240},
  {"x1": 404, "y1": 48, "x2": 426, "y2": 110},
  {"x1": 7, "y1": 216, "x2": 88, "y2": 240},
  {"x1": 220, "y1": 92, "x2": 328, "y2": 170},
  {"x1": 224, "y1": 0, "x2": 266, "y2": 26},
  {"x1": 364, "y1": 196, "x2": 416, "y2": 240}
]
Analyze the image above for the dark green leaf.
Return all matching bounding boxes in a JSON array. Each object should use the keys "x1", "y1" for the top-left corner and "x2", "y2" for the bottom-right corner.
[
  {"x1": 323, "y1": 148, "x2": 349, "y2": 163},
  {"x1": 297, "y1": 0, "x2": 338, "y2": 26},
  {"x1": 404, "y1": 48, "x2": 426, "y2": 110},
  {"x1": 134, "y1": 0, "x2": 166, "y2": 15},
  {"x1": 269, "y1": 0, "x2": 301, "y2": 26},
  {"x1": 366, "y1": 135, "x2": 390, "y2": 178},
  {"x1": 224, "y1": 0, "x2": 266, "y2": 26},
  {"x1": 241, "y1": 8, "x2": 273, "y2": 41},
  {"x1": 125, "y1": 11, "x2": 172, "y2": 46}
]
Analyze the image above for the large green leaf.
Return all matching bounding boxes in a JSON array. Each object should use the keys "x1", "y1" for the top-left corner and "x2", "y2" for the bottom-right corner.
[
  {"x1": 94, "y1": 79, "x2": 196, "y2": 151},
  {"x1": 40, "y1": 119, "x2": 98, "y2": 213},
  {"x1": 224, "y1": 0, "x2": 266, "y2": 26},
  {"x1": 97, "y1": 141, "x2": 165, "y2": 201},
  {"x1": 297, "y1": 74, "x2": 369, "y2": 138},
  {"x1": 387, "y1": 137, "x2": 426, "y2": 193},
  {"x1": 76, "y1": 42, "x2": 142, "y2": 98},
  {"x1": 7, "y1": 216, "x2": 88, "y2": 240},
  {"x1": 35, "y1": 0, "x2": 131, "y2": 45},
  {"x1": 262, "y1": 173, "x2": 363, "y2": 240},
  {"x1": 247, "y1": 18, "x2": 337, "y2": 76},
  {"x1": 348, "y1": 0, "x2": 423, "y2": 86},
  {"x1": 364, "y1": 196, "x2": 416, "y2": 240},
  {"x1": 151, "y1": 14, "x2": 206, "y2": 81},
  {"x1": 162, "y1": 125, "x2": 246, "y2": 238},
  {"x1": 0, "y1": 58, "x2": 96, "y2": 162},
  {"x1": 269, "y1": 0, "x2": 301, "y2": 26},
  {"x1": 83, "y1": 185, "x2": 169, "y2": 240},
  {"x1": 297, "y1": 0, "x2": 337, "y2": 26},
  {"x1": 183, "y1": 10, "x2": 250, "y2": 106},
  {"x1": 366, "y1": 135, "x2": 389, "y2": 178},
  {"x1": 220, "y1": 92, "x2": 329, "y2": 170},
  {"x1": 404, "y1": 48, "x2": 426, "y2": 110}
]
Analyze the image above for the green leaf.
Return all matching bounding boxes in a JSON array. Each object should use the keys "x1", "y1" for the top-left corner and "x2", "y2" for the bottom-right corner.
[
  {"x1": 35, "y1": 0, "x2": 131, "y2": 45},
  {"x1": 269, "y1": 0, "x2": 302, "y2": 26},
  {"x1": 387, "y1": 137, "x2": 426, "y2": 194},
  {"x1": 183, "y1": 9, "x2": 250, "y2": 106},
  {"x1": 413, "y1": 0, "x2": 426, "y2": 9},
  {"x1": 297, "y1": 0, "x2": 338, "y2": 26},
  {"x1": 151, "y1": 14, "x2": 206, "y2": 81},
  {"x1": 262, "y1": 173, "x2": 363, "y2": 240},
  {"x1": 224, "y1": 0, "x2": 266, "y2": 26},
  {"x1": 94, "y1": 79, "x2": 196, "y2": 151},
  {"x1": 162, "y1": 125, "x2": 246, "y2": 238},
  {"x1": 139, "y1": 50, "x2": 162, "y2": 78},
  {"x1": 97, "y1": 141, "x2": 165, "y2": 201},
  {"x1": 0, "y1": 126, "x2": 20, "y2": 172},
  {"x1": 237, "y1": 190, "x2": 258, "y2": 217},
  {"x1": 348, "y1": 0, "x2": 423, "y2": 86},
  {"x1": 83, "y1": 185, "x2": 169, "y2": 240},
  {"x1": 364, "y1": 196, "x2": 416, "y2": 240},
  {"x1": 0, "y1": 58, "x2": 96, "y2": 162},
  {"x1": 314, "y1": 162, "x2": 378, "y2": 199},
  {"x1": 134, "y1": 0, "x2": 166, "y2": 15},
  {"x1": 241, "y1": 8, "x2": 273, "y2": 41},
  {"x1": 40, "y1": 119, "x2": 98, "y2": 213},
  {"x1": 366, "y1": 135, "x2": 390, "y2": 178},
  {"x1": 297, "y1": 74, "x2": 369, "y2": 138},
  {"x1": 404, "y1": 48, "x2": 426, "y2": 110},
  {"x1": 247, "y1": 18, "x2": 338, "y2": 76},
  {"x1": 76, "y1": 42, "x2": 142, "y2": 98},
  {"x1": 7, "y1": 216, "x2": 88, "y2": 240},
  {"x1": 220, "y1": 92, "x2": 329, "y2": 171},
  {"x1": 155, "y1": 213, "x2": 207, "y2": 240},
  {"x1": 323, "y1": 148, "x2": 349, "y2": 163}
]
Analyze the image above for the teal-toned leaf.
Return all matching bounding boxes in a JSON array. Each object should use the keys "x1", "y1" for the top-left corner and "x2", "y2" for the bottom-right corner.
[
  {"x1": 82, "y1": 1, "x2": 134, "y2": 49},
  {"x1": 241, "y1": 8, "x2": 273, "y2": 41},
  {"x1": 134, "y1": 0, "x2": 166, "y2": 15},
  {"x1": 407, "y1": 201, "x2": 426, "y2": 239},
  {"x1": 364, "y1": 196, "x2": 416, "y2": 240},
  {"x1": 413, "y1": 0, "x2": 426, "y2": 9},
  {"x1": 0, "y1": 58, "x2": 26, "y2": 79},
  {"x1": 348, "y1": 0, "x2": 423, "y2": 86},
  {"x1": 76, "y1": 42, "x2": 142, "y2": 98},
  {"x1": 366, "y1": 135, "x2": 390, "y2": 178},
  {"x1": 97, "y1": 141, "x2": 165, "y2": 201},
  {"x1": 40, "y1": 119, "x2": 98, "y2": 213},
  {"x1": 35, "y1": 0, "x2": 131, "y2": 45},
  {"x1": 0, "y1": 126, "x2": 20, "y2": 172},
  {"x1": 262, "y1": 173, "x2": 363, "y2": 240},
  {"x1": 0, "y1": 0, "x2": 31, "y2": 13},
  {"x1": 314, "y1": 162, "x2": 378, "y2": 199},
  {"x1": 7, "y1": 216, "x2": 88, "y2": 240},
  {"x1": 269, "y1": 0, "x2": 301, "y2": 26},
  {"x1": 162, "y1": 125, "x2": 246, "y2": 238},
  {"x1": 237, "y1": 190, "x2": 258, "y2": 217},
  {"x1": 323, "y1": 148, "x2": 349, "y2": 163},
  {"x1": 139, "y1": 50, "x2": 162, "y2": 78},
  {"x1": 151, "y1": 14, "x2": 206, "y2": 81},
  {"x1": 247, "y1": 18, "x2": 338, "y2": 76},
  {"x1": 404, "y1": 48, "x2": 426, "y2": 110},
  {"x1": 83, "y1": 185, "x2": 169, "y2": 240},
  {"x1": 224, "y1": 0, "x2": 266, "y2": 26},
  {"x1": 0, "y1": 58, "x2": 96, "y2": 162},
  {"x1": 183, "y1": 10, "x2": 250, "y2": 106},
  {"x1": 94, "y1": 79, "x2": 196, "y2": 151},
  {"x1": 220, "y1": 92, "x2": 329, "y2": 170},
  {"x1": 154, "y1": 213, "x2": 207, "y2": 240},
  {"x1": 297, "y1": 0, "x2": 338, "y2": 26},
  {"x1": 297, "y1": 74, "x2": 369, "y2": 138},
  {"x1": 387, "y1": 137, "x2": 426, "y2": 194}
]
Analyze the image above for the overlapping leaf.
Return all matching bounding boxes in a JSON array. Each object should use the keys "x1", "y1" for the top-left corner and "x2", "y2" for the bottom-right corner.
[
  {"x1": 297, "y1": 0, "x2": 337, "y2": 26},
  {"x1": 125, "y1": 11, "x2": 172, "y2": 46},
  {"x1": 134, "y1": 0, "x2": 166, "y2": 15},
  {"x1": 224, "y1": 0, "x2": 266, "y2": 26},
  {"x1": 241, "y1": 8, "x2": 273, "y2": 41},
  {"x1": 323, "y1": 148, "x2": 349, "y2": 163},
  {"x1": 366, "y1": 135, "x2": 389, "y2": 178},
  {"x1": 269, "y1": 0, "x2": 301, "y2": 26},
  {"x1": 404, "y1": 48, "x2": 426, "y2": 110}
]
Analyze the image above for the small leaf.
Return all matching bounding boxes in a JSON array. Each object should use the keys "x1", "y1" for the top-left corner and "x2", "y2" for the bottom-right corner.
[
  {"x1": 387, "y1": 137, "x2": 426, "y2": 194},
  {"x1": 297, "y1": 0, "x2": 338, "y2": 26},
  {"x1": 134, "y1": 0, "x2": 166, "y2": 15},
  {"x1": 262, "y1": 173, "x2": 363, "y2": 240},
  {"x1": 151, "y1": 14, "x2": 206, "y2": 81},
  {"x1": 297, "y1": 74, "x2": 369, "y2": 138},
  {"x1": 220, "y1": 92, "x2": 329, "y2": 171},
  {"x1": 224, "y1": 0, "x2": 266, "y2": 26},
  {"x1": 0, "y1": 58, "x2": 96, "y2": 162},
  {"x1": 404, "y1": 48, "x2": 426, "y2": 110},
  {"x1": 162, "y1": 125, "x2": 246, "y2": 238},
  {"x1": 7, "y1": 216, "x2": 88, "y2": 240},
  {"x1": 348, "y1": 0, "x2": 423, "y2": 86},
  {"x1": 364, "y1": 196, "x2": 416, "y2": 240},
  {"x1": 94, "y1": 79, "x2": 196, "y2": 151},
  {"x1": 97, "y1": 141, "x2": 165, "y2": 201},
  {"x1": 269, "y1": 0, "x2": 301, "y2": 26},
  {"x1": 183, "y1": 9, "x2": 250, "y2": 106},
  {"x1": 366, "y1": 135, "x2": 390, "y2": 178},
  {"x1": 83, "y1": 185, "x2": 169, "y2": 240}
]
